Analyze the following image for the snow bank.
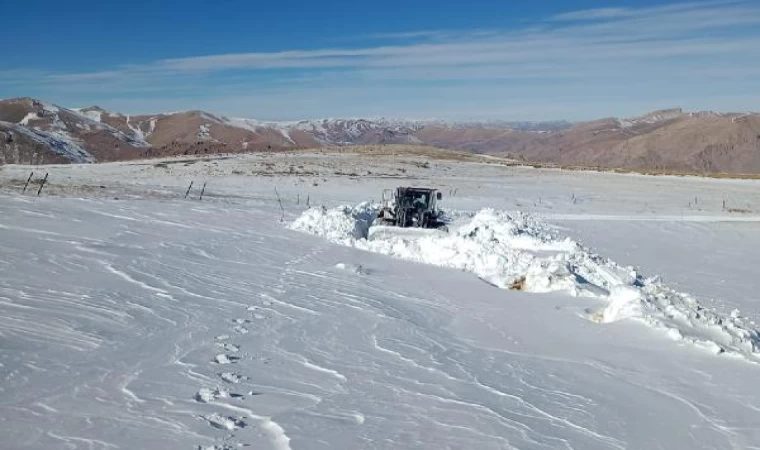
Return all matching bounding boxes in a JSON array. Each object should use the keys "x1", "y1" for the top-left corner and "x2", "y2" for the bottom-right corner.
[
  {"x1": 599, "y1": 286, "x2": 644, "y2": 323},
  {"x1": 290, "y1": 202, "x2": 378, "y2": 242},
  {"x1": 292, "y1": 206, "x2": 597, "y2": 294},
  {"x1": 291, "y1": 203, "x2": 760, "y2": 363}
]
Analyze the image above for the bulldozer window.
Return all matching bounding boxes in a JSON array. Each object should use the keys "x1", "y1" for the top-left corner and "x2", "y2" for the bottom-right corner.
[{"x1": 413, "y1": 193, "x2": 429, "y2": 208}]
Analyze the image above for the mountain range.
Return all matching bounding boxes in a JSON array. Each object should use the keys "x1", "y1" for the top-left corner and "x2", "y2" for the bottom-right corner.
[{"x1": 2, "y1": 97, "x2": 759, "y2": 175}]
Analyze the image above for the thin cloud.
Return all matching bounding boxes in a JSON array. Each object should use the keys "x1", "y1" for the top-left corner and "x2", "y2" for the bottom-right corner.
[
  {"x1": 364, "y1": 30, "x2": 448, "y2": 40},
  {"x1": 46, "y1": 70, "x2": 133, "y2": 82},
  {"x1": 549, "y1": 0, "x2": 743, "y2": 22},
  {"x1": 550, "y1": 7, "x2": 631, "y2": 21},
  {"x1": 3, "y1": 0, "x2": 759, "y2": 119},
  {"x1": 8, "y1": 0, "x2": 758, "y2": 81},
  {"x1": 91, "y1": 2, "x2": 760, "y2": 73}
]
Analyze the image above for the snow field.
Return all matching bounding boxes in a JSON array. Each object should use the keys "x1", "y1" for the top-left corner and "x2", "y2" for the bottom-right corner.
[
  {"x1": 3, "y1": 152, "x2": 760, "y2": 449},
  {"x1": 290, "y1": 203, "x2": 760, "y2": 362}
]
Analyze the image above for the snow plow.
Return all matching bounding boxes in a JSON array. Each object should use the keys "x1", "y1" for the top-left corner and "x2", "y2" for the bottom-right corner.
[{"x1": 369, "y1": 187, "x2": 448, "y2": 240}]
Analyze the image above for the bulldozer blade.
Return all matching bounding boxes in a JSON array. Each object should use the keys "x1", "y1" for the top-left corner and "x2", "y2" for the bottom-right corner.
[{"x1": 367, "y1": 225, "x2": 449, "y2": 241}]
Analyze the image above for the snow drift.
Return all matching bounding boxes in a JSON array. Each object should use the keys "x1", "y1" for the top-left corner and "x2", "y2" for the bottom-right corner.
[{"x1": 291, "y1": 203, "x2": 760, "y2": 362}]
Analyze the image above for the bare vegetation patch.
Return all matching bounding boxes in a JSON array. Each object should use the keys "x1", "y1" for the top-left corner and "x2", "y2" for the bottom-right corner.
[{"x1": 509, "y1": 276, "x2": 527, "y2": 291}]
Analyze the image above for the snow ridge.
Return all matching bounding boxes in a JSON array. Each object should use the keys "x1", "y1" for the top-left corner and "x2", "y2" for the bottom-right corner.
[
  {"x1": 291, "y1": 204, "x2": 760, "y2": 363},
  {"x1": 0, "y1": 121, "x2": 95, "y2": 163},
  {"x1": 221, "y1": 117, "x2": 296, "y2": 144},
  {"x1": 61, "y1": 107, "x2": 150, "y2": 147}
]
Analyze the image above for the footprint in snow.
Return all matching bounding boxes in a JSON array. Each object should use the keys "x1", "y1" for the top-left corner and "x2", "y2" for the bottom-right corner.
[
  {"x1": 213, "y1": 354, "x2": 240, "y2": 365},
  {"x1": 216, "y1": 342, "x2": 240, "y2": 353},
  {"x1": 233, "y1": 318, "x2": 250, "y2": 325},
  {"x1": 233, "y1": 325, "x2": 248, "y2": 335},
  {"x1": 203, "y1": 413, "x2": 246, "y2": 431},
  {"x1": 195, "y1": 387, "x2": 247, "y2": 403},
  {"x1": 214, "y1": 334, "x2": 231, "y2": 342},
  {"x1": 196, "y1": 444, "x2": 235, "y2": 450},
  {"x1": 195, "y1": 387, "x2": 230, "y2": 403},
  {"x1": 219, "y1": 372, "x2": 246, "y2": 384},
  {"x1": 246, "y1": 306, "x2": 266, "y2": 320},
  {"x1": 336, "y1": 262, "x2": 367, "y2": 274}
]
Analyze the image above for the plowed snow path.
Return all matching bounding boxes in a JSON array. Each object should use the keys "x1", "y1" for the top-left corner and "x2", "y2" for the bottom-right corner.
[
  {"x1": 2, "y1": 194, "x2": 760, "y2": 449},
  {"x1": 291, "y1": 204, "x2": 760, "y2": 362}
]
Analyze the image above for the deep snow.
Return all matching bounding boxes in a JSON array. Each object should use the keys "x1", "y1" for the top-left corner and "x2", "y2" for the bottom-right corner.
[
  {"x1": 290, "y1": 203, "x2": 760, "y2": 361},
  {"x1": 1, "y1": 152, "x2": 760, "y2": 449}
]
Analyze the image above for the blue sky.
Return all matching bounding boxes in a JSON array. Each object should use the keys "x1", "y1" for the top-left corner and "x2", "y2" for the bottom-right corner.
[{"x1": 2, "y1": 0, "x2": 759, "y2": 121}]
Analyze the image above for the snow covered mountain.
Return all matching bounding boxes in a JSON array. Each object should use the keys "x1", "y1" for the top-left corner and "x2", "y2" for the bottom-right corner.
[
  {"x1": 290, "y1": 118, "x2": 424, "y2": 145},
  {"x1": 0, "y1": 98, "x2": 148, "y2": 165},
  {"x1": 2, "y1": 97, "x2": 760, "y2": 175}
]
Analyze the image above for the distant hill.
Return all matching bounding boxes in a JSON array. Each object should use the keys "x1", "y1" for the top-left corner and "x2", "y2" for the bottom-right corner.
[
  {"x1": 2, "y1": 97, "x2": 759, "y2": 175},
  {"x1": 422, "y1": 108, "x2": 760, "y2": 174}
]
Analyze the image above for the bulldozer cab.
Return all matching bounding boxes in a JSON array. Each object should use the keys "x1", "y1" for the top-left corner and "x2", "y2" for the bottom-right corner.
[
  {"x1": 376, "y1": 186, "x2": 446, "y2": 230},
  {"x1": 398, "y1": 187, "x2": 438, "y2": 211}
]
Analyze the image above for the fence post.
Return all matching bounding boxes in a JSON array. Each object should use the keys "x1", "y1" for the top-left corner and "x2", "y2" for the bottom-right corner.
[
  {"x1": 37, "y1": 173, "x2": 48, "y2": 196},
  {"x1": 22, "y1": 171, "x2": 34, "y2": 193},
  {"x1": 199, "y1": 182, "x2": 207, "y2": 200},
  {"x1": 185, "y1": 181, "x2": 194, "y2": 198},
  {"x1": 274, "y1": 187, "x2": 284, "y2": 222}
]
